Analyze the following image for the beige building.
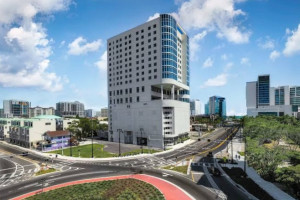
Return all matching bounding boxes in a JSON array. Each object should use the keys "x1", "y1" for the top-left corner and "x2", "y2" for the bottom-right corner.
[{"x1": 30, "y1": 107, "x2": 55, "y2": 118}]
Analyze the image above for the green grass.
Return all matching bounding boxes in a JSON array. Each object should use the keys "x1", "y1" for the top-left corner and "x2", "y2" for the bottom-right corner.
[
  {"x1": 163, "y1": 165, "x2": 188, "y2": 174},
  {"x1": 48, "y1": 144, "x2": 161, "y2": 158},
  {"x1": 35, "y1": 168, "x2": 56, "y2": 176},
  {"x1": 48, "y1": 144, "x2": 117, "y2": 158},
  {"x1": 121, "y1": 148, "x2": 161, "y2": 156},
  {"x1": 26, "y1": 178, "x2": 165, "y2": 200},
  {"x1": 238, "y1": 151, "x2": 245, "y2": 156}
]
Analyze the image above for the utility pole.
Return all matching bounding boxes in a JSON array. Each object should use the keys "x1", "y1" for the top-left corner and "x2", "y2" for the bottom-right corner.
[
  {"x1": 244, "y1": 127, "x2": 247, "y2": 174},
  {"x1": 91, "y1": 119, "x2": 94, "y2": 158},
  {"x1": 231, "y1": 133, "x2": 234, "y2": 164}
]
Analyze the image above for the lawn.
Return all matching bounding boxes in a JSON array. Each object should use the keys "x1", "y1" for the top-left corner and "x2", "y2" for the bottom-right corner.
[
  {"x1": 48, "y1": 144, "x2": 117, "y2": 158},
  {"x1": 26, "y1": 178, "x2": 165, "y2": 200},
  {"x1": 35, "y1": 168, "x2": 56, "y2": 176},
  {"x1": 48, "y1": 144, "x2": 161, "y2": 158},
  {"x1": 163, "y1": 165, "x2": 188, "y2": 174},
  {"x1": 121, "y1": 148, "x2": 161, "y2": 156}
]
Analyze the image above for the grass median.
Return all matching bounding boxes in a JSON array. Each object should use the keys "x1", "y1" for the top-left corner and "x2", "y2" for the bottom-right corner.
[{"x1": 26, "y1": 178, "x2": 165, "y2": 200}]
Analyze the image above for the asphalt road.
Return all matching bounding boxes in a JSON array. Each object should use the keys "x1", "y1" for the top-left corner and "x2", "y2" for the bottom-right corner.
[{"x1": 0, "y1": 127, "x2": 239, "y2": 200}]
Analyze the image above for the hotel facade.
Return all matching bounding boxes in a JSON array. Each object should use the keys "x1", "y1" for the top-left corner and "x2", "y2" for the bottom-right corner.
[{"x1": 107, "y1": 14, "x2": 190, "y2": 148}]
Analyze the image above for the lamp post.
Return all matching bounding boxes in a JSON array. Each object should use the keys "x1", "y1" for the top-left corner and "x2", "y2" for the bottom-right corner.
[{"x1": 69, "y1": 131, "x2": 72, "y2": 157}]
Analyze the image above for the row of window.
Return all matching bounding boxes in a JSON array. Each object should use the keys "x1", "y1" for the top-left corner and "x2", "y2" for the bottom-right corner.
[
  {"x1": 109, "y1": 86, "x2": 145, "y2": 97},
  {"x1": 108, "y1": 43, "x2": 158, "y2": 62},
  {"x1": 109, "y1": 75, "x2": 158, "y2": 87},
  {"x1": 109, "y1": 62, "x2": 158, "y2": 74},
  {"x1": 110, "y1": 96, "x2": 141, "y2": 105},
  {"x1": 108, "y1": 36, "x2": 157, "y2": 53},
  {"x1": 108, "y1": 24, "x2": 158, "y2": 46}
]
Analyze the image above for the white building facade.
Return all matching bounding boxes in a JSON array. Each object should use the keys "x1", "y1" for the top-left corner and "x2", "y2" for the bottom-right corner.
[
  {"x1": 56, "y1": 101, "x2": 85, "y2": 118},
  {"x1": 246, "y1": 75, "x2": 300, "y2": 118},
  {"x1": 107, "y1": 14, "x2": 190, "y2": 149},
  {"x1": 190, "y1": 99, "x2": 202, "y2": 116}
]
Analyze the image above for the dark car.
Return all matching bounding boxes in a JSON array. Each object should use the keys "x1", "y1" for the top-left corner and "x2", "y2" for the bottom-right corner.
[
  {"x1": 21, "y1": 152, "x2": 29, "y2": 156},
  {"x1": 207, "y1": 151, "x2": 213, "y2": 157}
]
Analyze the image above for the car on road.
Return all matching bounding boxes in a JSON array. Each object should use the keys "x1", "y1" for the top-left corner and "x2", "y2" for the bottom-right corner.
[
  {"x1": 21, "y1": 152, "x2": 29, "y2": 156},
  {"x1": 207, "y1": 151, "x2": 213, "y2": 157}
]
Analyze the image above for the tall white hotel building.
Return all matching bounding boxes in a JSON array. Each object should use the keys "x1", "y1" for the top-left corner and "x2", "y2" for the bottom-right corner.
[{"x1": 107, "y1": 14, "x2": 190, "y2": 149}]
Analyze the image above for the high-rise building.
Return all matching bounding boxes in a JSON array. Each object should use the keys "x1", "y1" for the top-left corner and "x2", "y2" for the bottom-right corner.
[
  {"x1": 190, "y1": 100, "x2": 201, "y2": 116},
  {"x1": 85, "y1": 109, "x2": 96, "y2": 118},
  {"x1": 107, "y1": 14, "x2": 190, "y2": 148},
  {"x1": 246, "y1": 75, "x2": 300, "y2": 117},
  {"x1": 3, "y1": 100, "x2": 31, "y2": 118},
  {"x1": 257, "y1": 75, "x2": 270, "y2": 106},
  {"x1": 30, "y1": 107, "x2": 55, "y2": 118},
  {"x1": 205, "y1": 96, "x2": 226, "y2": 117},
  {"x1": 56, "y1": 101, "x2": 85, "y2": 118}
]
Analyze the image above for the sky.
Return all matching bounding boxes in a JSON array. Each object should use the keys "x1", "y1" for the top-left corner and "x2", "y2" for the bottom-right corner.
[{"x1": 0, "y1": 0, "x2": 299, "y2": 115}]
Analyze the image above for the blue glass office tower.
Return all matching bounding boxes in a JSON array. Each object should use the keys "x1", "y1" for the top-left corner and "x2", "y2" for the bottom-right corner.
[
  {"x1": 206, "y1": 96, "x2": 226, "y2": 117},
  {"x1": 257, "y1": 75, "x2": 270, "y2": 106}
]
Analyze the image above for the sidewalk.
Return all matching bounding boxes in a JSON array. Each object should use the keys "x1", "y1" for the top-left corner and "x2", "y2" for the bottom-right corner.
[{"x1": 215, "y1": 132, "x2": 295, "y2": 200}]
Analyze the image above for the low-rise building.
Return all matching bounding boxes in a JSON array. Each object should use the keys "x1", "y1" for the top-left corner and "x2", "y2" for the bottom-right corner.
[
  {"x1": 100, "y1": 108, "x2": 108, "y2": 118},
  {"x1": 42, "y1": 130, "x2": 70, "y2": 152},
  {"x1": 30, "y1": 107, "x2": 55, "y2": 118},
  {"x1": 8, "y1": 118, "x2": 56, "y2": 148},
  {"x1": 0, "y1": 118, "x2": 12, "y2": 141},
  {"x1": 63, "y1": 118, "x2": 79, "y2": 130}
]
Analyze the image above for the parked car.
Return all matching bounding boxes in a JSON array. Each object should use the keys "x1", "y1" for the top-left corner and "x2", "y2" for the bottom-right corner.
[{"x1": 21, "y1": 152, "x2": 29, "y2": 156}]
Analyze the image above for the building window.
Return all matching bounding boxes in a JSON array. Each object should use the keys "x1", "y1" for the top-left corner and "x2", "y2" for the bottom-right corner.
[
  {"x1": 136, "y1": 87, "x2": 139, "y2": 93},
  {"x1": 142, "y1": 86, "x2": 145, "y2": 92},
  {"x1": 137, "y1": 96, "x2": 140, "y2": 102}
]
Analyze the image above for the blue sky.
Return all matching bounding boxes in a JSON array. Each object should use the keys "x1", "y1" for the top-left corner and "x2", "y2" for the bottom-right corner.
[{"x1": 0, "y1": 0, "x2": 299, "y2": 115}]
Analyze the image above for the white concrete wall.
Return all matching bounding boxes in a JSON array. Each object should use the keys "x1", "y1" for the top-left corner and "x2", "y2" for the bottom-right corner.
[{"x1": 246, "y1": 81, "x2": 257, "y2": 108}]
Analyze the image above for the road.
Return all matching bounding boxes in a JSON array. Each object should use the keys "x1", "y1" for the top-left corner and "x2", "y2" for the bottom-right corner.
[{"x1": 0, "y1": 127, "x2": 240, "y2": 200}]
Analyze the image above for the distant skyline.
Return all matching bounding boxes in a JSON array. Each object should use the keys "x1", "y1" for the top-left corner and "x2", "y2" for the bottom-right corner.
[{"x1": 0, "y1": 0, "x2": 299, "y2": 115}]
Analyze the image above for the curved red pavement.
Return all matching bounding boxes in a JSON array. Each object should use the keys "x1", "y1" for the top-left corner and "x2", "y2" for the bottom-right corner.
[{"x1": 12, "y1": 174, "x2": 193, "y2": 200}]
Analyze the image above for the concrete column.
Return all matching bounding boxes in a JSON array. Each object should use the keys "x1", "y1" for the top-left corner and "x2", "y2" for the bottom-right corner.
[
  {"x1": 161, "y1": 85, "x2": 164, "y2": 100},
  {"x1": 171, "y1": 85, "x2": 175, "y2": 100}
]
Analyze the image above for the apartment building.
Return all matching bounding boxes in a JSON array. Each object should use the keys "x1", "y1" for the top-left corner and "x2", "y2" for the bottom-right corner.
[
  {"x1": 30, "y1": 107, "x2": 55, "y2": 118},
  {"x1": 3, "y1": 100, "x2": 31, "y2": 118},
  {"x1": 56, "y1": 101, "x2": 85, "y2": 118}
]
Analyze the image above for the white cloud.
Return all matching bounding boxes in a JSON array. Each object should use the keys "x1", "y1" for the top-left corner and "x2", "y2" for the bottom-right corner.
[
  {"x1": 202, "y1": 57, "x2": 213, "y2": 68},
  {"x1": 269, "y1": 50, "x2": 280, "y2": 61},
  {"x1": 59, "y1": 40, "x2": 65, "y2": 47},
  {"x1": 201, "y1": 73, "x2": 228, "y2": 88},
  {"x1": 240, "y1": 57, "x2": 250, "y2": 65},
  {"x1": 0, "y1": 0, "x2": 71, "y2": 91},
  {"x1": 224, "y1": 62, "x2": 233, "y2": 72},
  {"x1": 68, "y1": 37, "x2": 102, "y2": 55},
  {"x1": 95, "y1": 51, "x2": 107, "y2": 71},
  {"x1": 283, "y1": 24, "x2": 300, "y2": 56},
  {"x1": 147, "y1": 13, "x2": 160, "y2": 22},
  {"x1": 0, "y1": 0, "x2": 71, "y2": 24},
  {"x1": 257, "y1": 37, "x2": 275, "y2": 50},
  {"x1": 190, "y1": 30, "x2": 207, "y2": 60},
  {"x1": 173, "y1": 0, "x2": 250, "y2": 44},
  {"x1": 221, "y1": 54, "x2": 228, "y2": 60}
]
